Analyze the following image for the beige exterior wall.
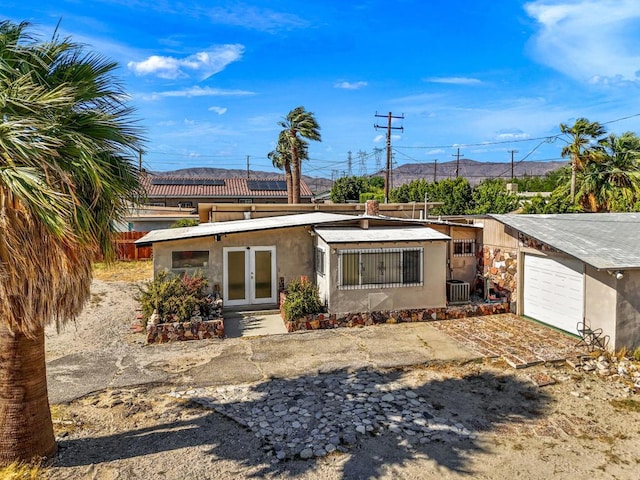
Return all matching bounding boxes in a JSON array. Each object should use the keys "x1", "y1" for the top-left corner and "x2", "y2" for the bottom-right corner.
[
  {"x1": 323, "y1": 240, "x2": 448, "y2": 314},
  {"x1": 152, "y1": 226, "x2": 315, "y2": 297},
  {"x1": 614, "y1": 270, "x2": 640, "y2": 349},
  {"x1": 584, "y1": 266, "x2": 619, "y2": 348}
]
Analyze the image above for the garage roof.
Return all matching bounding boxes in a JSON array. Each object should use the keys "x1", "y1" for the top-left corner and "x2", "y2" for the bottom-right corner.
[
  {"x1": 491, "y1": 213, "x2": 640, "y2": 270},
  {"x1": 135, "y1": 212, "x2": 357, "y2": 246},
  {"x1": 315, "y1": 226, "x2": 450, "y2": 243}
]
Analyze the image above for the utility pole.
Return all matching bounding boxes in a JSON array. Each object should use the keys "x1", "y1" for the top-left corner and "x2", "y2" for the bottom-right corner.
[
  {"x1": 433, "y1": 159, "x2": 438, "y2": 182},
  {"x1": 246, "y1": 155, "x2": 250, "y2": 179},
  {"x1": 375, "y1": 112, "x2": 404, "y2": 203},
  {"x1": 508, "y1": 150, "x2": 518, "y2": 181},
  {"x1": 452, "y1": 148, "x2": 463, "y2": 178}
]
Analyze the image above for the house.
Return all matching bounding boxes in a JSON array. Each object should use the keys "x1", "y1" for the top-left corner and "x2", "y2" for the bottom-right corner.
[
  {"x1": 117, "y1": 205, "x2": 199, "y2": 232},
  {"x1": 483, "y1": 213, "x2": 640, "y2": 349},
  {"x1": 141, "y1": 174, "x2": 313, "y2": 208},
  {"x1": 135, "y1": 202, "x2": 485, "y2": 319}
]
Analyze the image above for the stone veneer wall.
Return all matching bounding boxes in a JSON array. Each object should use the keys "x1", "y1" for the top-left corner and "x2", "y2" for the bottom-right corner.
[
  {"x1": 147, "y1": 319, "x2": 225, "y2": 343},
  {"x1": 281, "y1": 291, "x2": 509, "y2": 332},
  {"x1": 483, "y1": 246, "x2": 518, "y2": 311}
]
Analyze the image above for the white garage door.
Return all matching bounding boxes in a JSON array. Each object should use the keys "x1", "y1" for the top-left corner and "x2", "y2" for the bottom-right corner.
[{"x1": 523, "y1": 253, "x2": 584, "y2": 334}]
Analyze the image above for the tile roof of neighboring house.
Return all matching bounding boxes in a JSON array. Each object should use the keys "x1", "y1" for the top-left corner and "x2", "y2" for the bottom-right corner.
[
  {"x1": 491, "y1": 213, "x2": 640, "y2": 270},
  {"x1": 315, "y1": 226, "x2": 450, "y2": 243},
  {"x1": 141, "y1": 174, "x2": 313, "y2": 198},
  {"x1": 135, "y1": 212, "x2": 358, "y2": 246}
]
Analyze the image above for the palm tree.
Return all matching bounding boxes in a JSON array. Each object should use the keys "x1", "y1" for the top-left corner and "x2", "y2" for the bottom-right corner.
[
  {"x1": 278, "y1": 106, "x2": 321, "y2": 203},
  {"x1": 577, "y1": 132, "x2": 640, "y2": 211},
  {"x1": 559, "y1": 118, "x2": 606, "y2": 201},
  {"x1": 0, "y1": 21, "x2": 142, "y2": 463},
  {"x1": 268, "y1": 131, "x2": 309, "y2": 204}
]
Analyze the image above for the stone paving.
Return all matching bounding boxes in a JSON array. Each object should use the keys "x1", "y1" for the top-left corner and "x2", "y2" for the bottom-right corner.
[
  {"x1": 170, "y1": 370, "x2": 474, "y2": 461},
  {"x1": 429, "y1": 313, "x2": 587, "y2": 368}
]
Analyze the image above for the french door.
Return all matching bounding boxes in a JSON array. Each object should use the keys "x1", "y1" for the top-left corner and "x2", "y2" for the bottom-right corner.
[{"x1": 223, "y1": 246, "x2": 276, "y2": 306}]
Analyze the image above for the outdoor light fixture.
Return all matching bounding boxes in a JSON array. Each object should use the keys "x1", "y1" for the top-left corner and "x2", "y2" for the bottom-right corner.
[{"x1": 608, "y1": 270, "x2": 624, "y2": 280}]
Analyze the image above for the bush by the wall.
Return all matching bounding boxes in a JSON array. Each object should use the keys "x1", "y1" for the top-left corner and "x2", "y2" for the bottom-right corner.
[
  {"x1": 282, "y1": 278, "x2": 323, "y2": 321},
  {"x1": 137, "y1": 270, "x2": 209, "y2": 325}
]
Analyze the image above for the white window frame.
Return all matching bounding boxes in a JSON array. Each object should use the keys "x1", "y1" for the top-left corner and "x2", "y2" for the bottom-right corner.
[{"x1": 453, "y1": 239, "x2": 475, "y2": 257}]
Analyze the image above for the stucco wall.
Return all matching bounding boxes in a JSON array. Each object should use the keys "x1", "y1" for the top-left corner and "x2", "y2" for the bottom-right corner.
[
  {"x1": 615, "y1": 270, "x2": 640, "y2": 349},
  {"x1": 152, "y1": 226, "x2": 314, "y2": 297},
  {"x1": 324, "y1": 240, "x2": 447, "y2": 314},
  {"x1": 584, "y1": 266, "x2": 618, "y2": 348}
]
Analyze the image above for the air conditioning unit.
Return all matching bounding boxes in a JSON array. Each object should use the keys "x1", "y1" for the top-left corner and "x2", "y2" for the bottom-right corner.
[{"x1": 446, "y1": 280, "x2": 470, "y2": 304}]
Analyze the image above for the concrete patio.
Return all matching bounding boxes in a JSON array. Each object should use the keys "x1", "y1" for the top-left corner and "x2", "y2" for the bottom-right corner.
[{"x1": 429, "y1": 313, "x2": 587, "y2": 368}]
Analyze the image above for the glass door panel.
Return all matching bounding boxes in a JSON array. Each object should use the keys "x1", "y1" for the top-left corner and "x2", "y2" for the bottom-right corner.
[
  {"x1": 253, "y1": 250, "x2": 272, "y2": 300},
  {"x1": 227, "y1": 250, "x2": 246, "y2": 301}
]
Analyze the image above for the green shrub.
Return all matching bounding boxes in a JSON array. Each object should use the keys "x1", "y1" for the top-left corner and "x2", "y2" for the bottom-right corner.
[
  {"x1": 282, "y1": 278, "x2": 323, "y2": 321},
  {"x1": 136, "y1": 270, "x2": 209, "y2": 325},
  {"x1": 170, "y1": 218, "x2": 199, "y2": 228}
]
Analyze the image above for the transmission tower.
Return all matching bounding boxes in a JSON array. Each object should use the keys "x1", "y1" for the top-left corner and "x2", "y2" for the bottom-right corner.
[
  {"x1": 373, "y1": 147, "x2": 383, "y2": 173},
  {"x1": 357, "y1": 150, "x2": 368, "y2": 176},
  {"x1": 347, "y1": 151, "x2": 353, "y2": 176}
]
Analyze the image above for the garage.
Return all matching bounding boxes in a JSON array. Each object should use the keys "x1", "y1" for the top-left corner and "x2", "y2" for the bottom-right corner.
[{"x1": 522, "y1": 253, "x2": 584, "y2": 334}]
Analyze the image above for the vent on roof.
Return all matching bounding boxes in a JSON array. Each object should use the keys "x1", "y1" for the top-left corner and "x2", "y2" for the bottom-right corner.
[
  {"x1": 247, "y1": 180, "x2": 287, "y2": 191},
  {"x1": 150, "y1": 178, "x2": 225, "y2": 186}
]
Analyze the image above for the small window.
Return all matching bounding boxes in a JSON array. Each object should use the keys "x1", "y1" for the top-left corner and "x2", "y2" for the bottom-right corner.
[
  {"x1": 315, "y1": 247, "x2": 326, "y2": 276},
  {"x1": 172, "y1": 251, "x2": 209, "y2": 269},
  {"x1": 178, "y1": 201, "x2": 193, "y2": 208},
  {"x1": 238, "y1": 198, "x2": 253, "y2": 204},
  {"x1": 147, "y1": 202, "x2": 166, "y2": 207},
  {"x1": 453, "y1": 240, "x2": 475, "y2": 256}
]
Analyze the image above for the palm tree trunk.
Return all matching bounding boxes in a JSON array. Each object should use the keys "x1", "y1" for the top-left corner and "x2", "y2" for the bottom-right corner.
[
  {"x1": 0, "y1": 323, "x2": 56, "y2": 464},
  {"x1": 570, "y1": 154, "x2": 577, "y2": 201},
  {"x1": 291, "y1": 139, "x2": 300, "y2": 204},
  {"x1": 284, "y1": 160, "x2": 293, "y2": 204}
]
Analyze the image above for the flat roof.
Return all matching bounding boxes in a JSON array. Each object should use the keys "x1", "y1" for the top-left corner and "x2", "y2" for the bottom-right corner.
[
  {"x1": 314, "y1": 226, "x2": 450, "y2": 243},
  {"x1": 491, "y1": 213, "x2": 640, "y2": 270},
  {"x1": 135, "y1": 212, "x2": 358, "y2": 245}
]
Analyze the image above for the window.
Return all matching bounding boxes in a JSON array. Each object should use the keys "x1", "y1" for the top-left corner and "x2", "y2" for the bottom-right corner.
[
  {"x1": 453, "y1": 239, "x2": 475, "y2": 256},
  {"x1": 147, "y1": 202, "x2": 166, "y2": 207},
  {"x1": 178, "y1": 201, "x2": 193, "y2": 208},
  {"x1": 238, "y1": 198, "x2": 253, "y2": 204},
  {"x1": 338, "y1": 248, "x2": 423, "y2": 289},
  {"x1": 171, "y1": 251, "x2": 209, "y2": 269},
  {"x1": 315, "y1": 247, "x2": 326, "y2": 276}
]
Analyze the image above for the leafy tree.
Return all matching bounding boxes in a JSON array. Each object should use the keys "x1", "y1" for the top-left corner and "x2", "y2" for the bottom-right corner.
[
  {"x1": 430, "y1": 178, "x2": 473, "y2": 215},
  {"x1": 514, "y1": 169, "x2": 565, "y2": 192},
  {"x1": 330, "y1": 176, "x2": 366, "y2": 203},
  {"x1": 560, "y1": 118, "x2": 606, "y2": 200},
  {"x1": 521, "y1": 189, "x2": 581, "y2": 214},
  {"x1": 170, "y1": 218, "x2": 199, "y2": 228},
  {"x1": 468, "y1": 179, "x2": 519, "y2": 214},
  {"x1": 0, "y1": 22, "x2": 142, "y2": 463},
  {"x1": 278, "y1": 106, "x2": 321, "y2": 203}
]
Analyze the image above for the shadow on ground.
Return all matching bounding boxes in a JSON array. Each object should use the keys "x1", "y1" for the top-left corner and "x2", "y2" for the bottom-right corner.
[{"x1": 54, "y1": 365, "x2": 551, "y2": 478}]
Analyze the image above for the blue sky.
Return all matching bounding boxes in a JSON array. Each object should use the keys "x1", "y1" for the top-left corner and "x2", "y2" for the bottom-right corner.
[{"x1": 4, "y1": 0, "x2": 640, "y2": 178}]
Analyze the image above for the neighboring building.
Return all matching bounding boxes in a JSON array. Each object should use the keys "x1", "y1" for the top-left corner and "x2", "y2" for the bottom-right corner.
[
  {"x1": 117, "y1": 205, "x2": 199, "y2": 232},
  {"x1": 135, "y1": 203, "x2": 481, "y2": 314},
  {"x1": 141, "y1": 174, "x2": 313, "y2": 208},
  {"x1": 484, "y1": 213, "x2": 640, "y2": 350}
]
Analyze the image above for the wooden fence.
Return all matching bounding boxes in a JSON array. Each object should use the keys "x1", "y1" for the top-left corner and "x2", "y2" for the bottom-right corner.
[{"x1": 114, "y1": 232, "x2": 152, "y2": 261}]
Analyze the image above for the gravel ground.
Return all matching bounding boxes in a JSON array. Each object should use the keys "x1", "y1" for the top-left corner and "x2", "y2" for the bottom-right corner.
[{"x1": 45, "y1": 280, "x2": 640, "y2": 479}]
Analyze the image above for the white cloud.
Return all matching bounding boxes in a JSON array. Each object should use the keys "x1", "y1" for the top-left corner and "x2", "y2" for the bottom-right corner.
[
  {"x1": 148, "y1": 86, "x2": 255, "y2": 99},
  {"x1": 373, "y1": 134, "x2": 385, "y2": 143},
  {"x1": 495, "y1": 129, "x2": 531, "y2": 140},
  {"x1": 128, "y1": 44, "x2": 244, "y2": 79},
  {"x1": 525, "y1": 0, "x2": 640, "y2": 83},
  {"x1": 206, "y1": 5, "x2": 308, "y2": 32},
  {"x1": 334, "y1": 81, "x2": 368, "y2": 90},
  {"x1": 424, "y1": 77, "x2": 482, "y2": 85},
  {"x1": 208, "y1": 106, "x2": 228, "y2": 115}
]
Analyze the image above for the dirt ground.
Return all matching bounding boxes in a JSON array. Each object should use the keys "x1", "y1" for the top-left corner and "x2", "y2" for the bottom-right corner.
[{"x1": 45, "y1": 280, "x2": 640, "y2": 479}]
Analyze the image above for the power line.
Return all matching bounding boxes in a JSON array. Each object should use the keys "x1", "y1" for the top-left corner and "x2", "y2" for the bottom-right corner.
[{"x1": 374, "y1": 111, "x2": 404, "y2": 203}]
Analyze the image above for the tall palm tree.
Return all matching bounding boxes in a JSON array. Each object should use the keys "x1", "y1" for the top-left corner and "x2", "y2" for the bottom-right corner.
[
  {"x1": 268, "y1": 131, "x2": 309, "y2": 204},
  {"x1": 559, "y1": 118, "x2": 606, "y2": 201},
  {"x1": 278, "y1": 106, "x2": 321, "y2": 203},
  {"x1": 0, "y1": 21, "x2": 142, "y2": 463},
  {"x1": 577, "y1": 132, "x2": 640, "y2": 211}
]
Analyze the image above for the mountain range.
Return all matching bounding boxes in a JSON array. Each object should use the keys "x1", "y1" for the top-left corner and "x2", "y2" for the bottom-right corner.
[{"x1": 155, "y1": 158, "x2": 567, "y2": 194}]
